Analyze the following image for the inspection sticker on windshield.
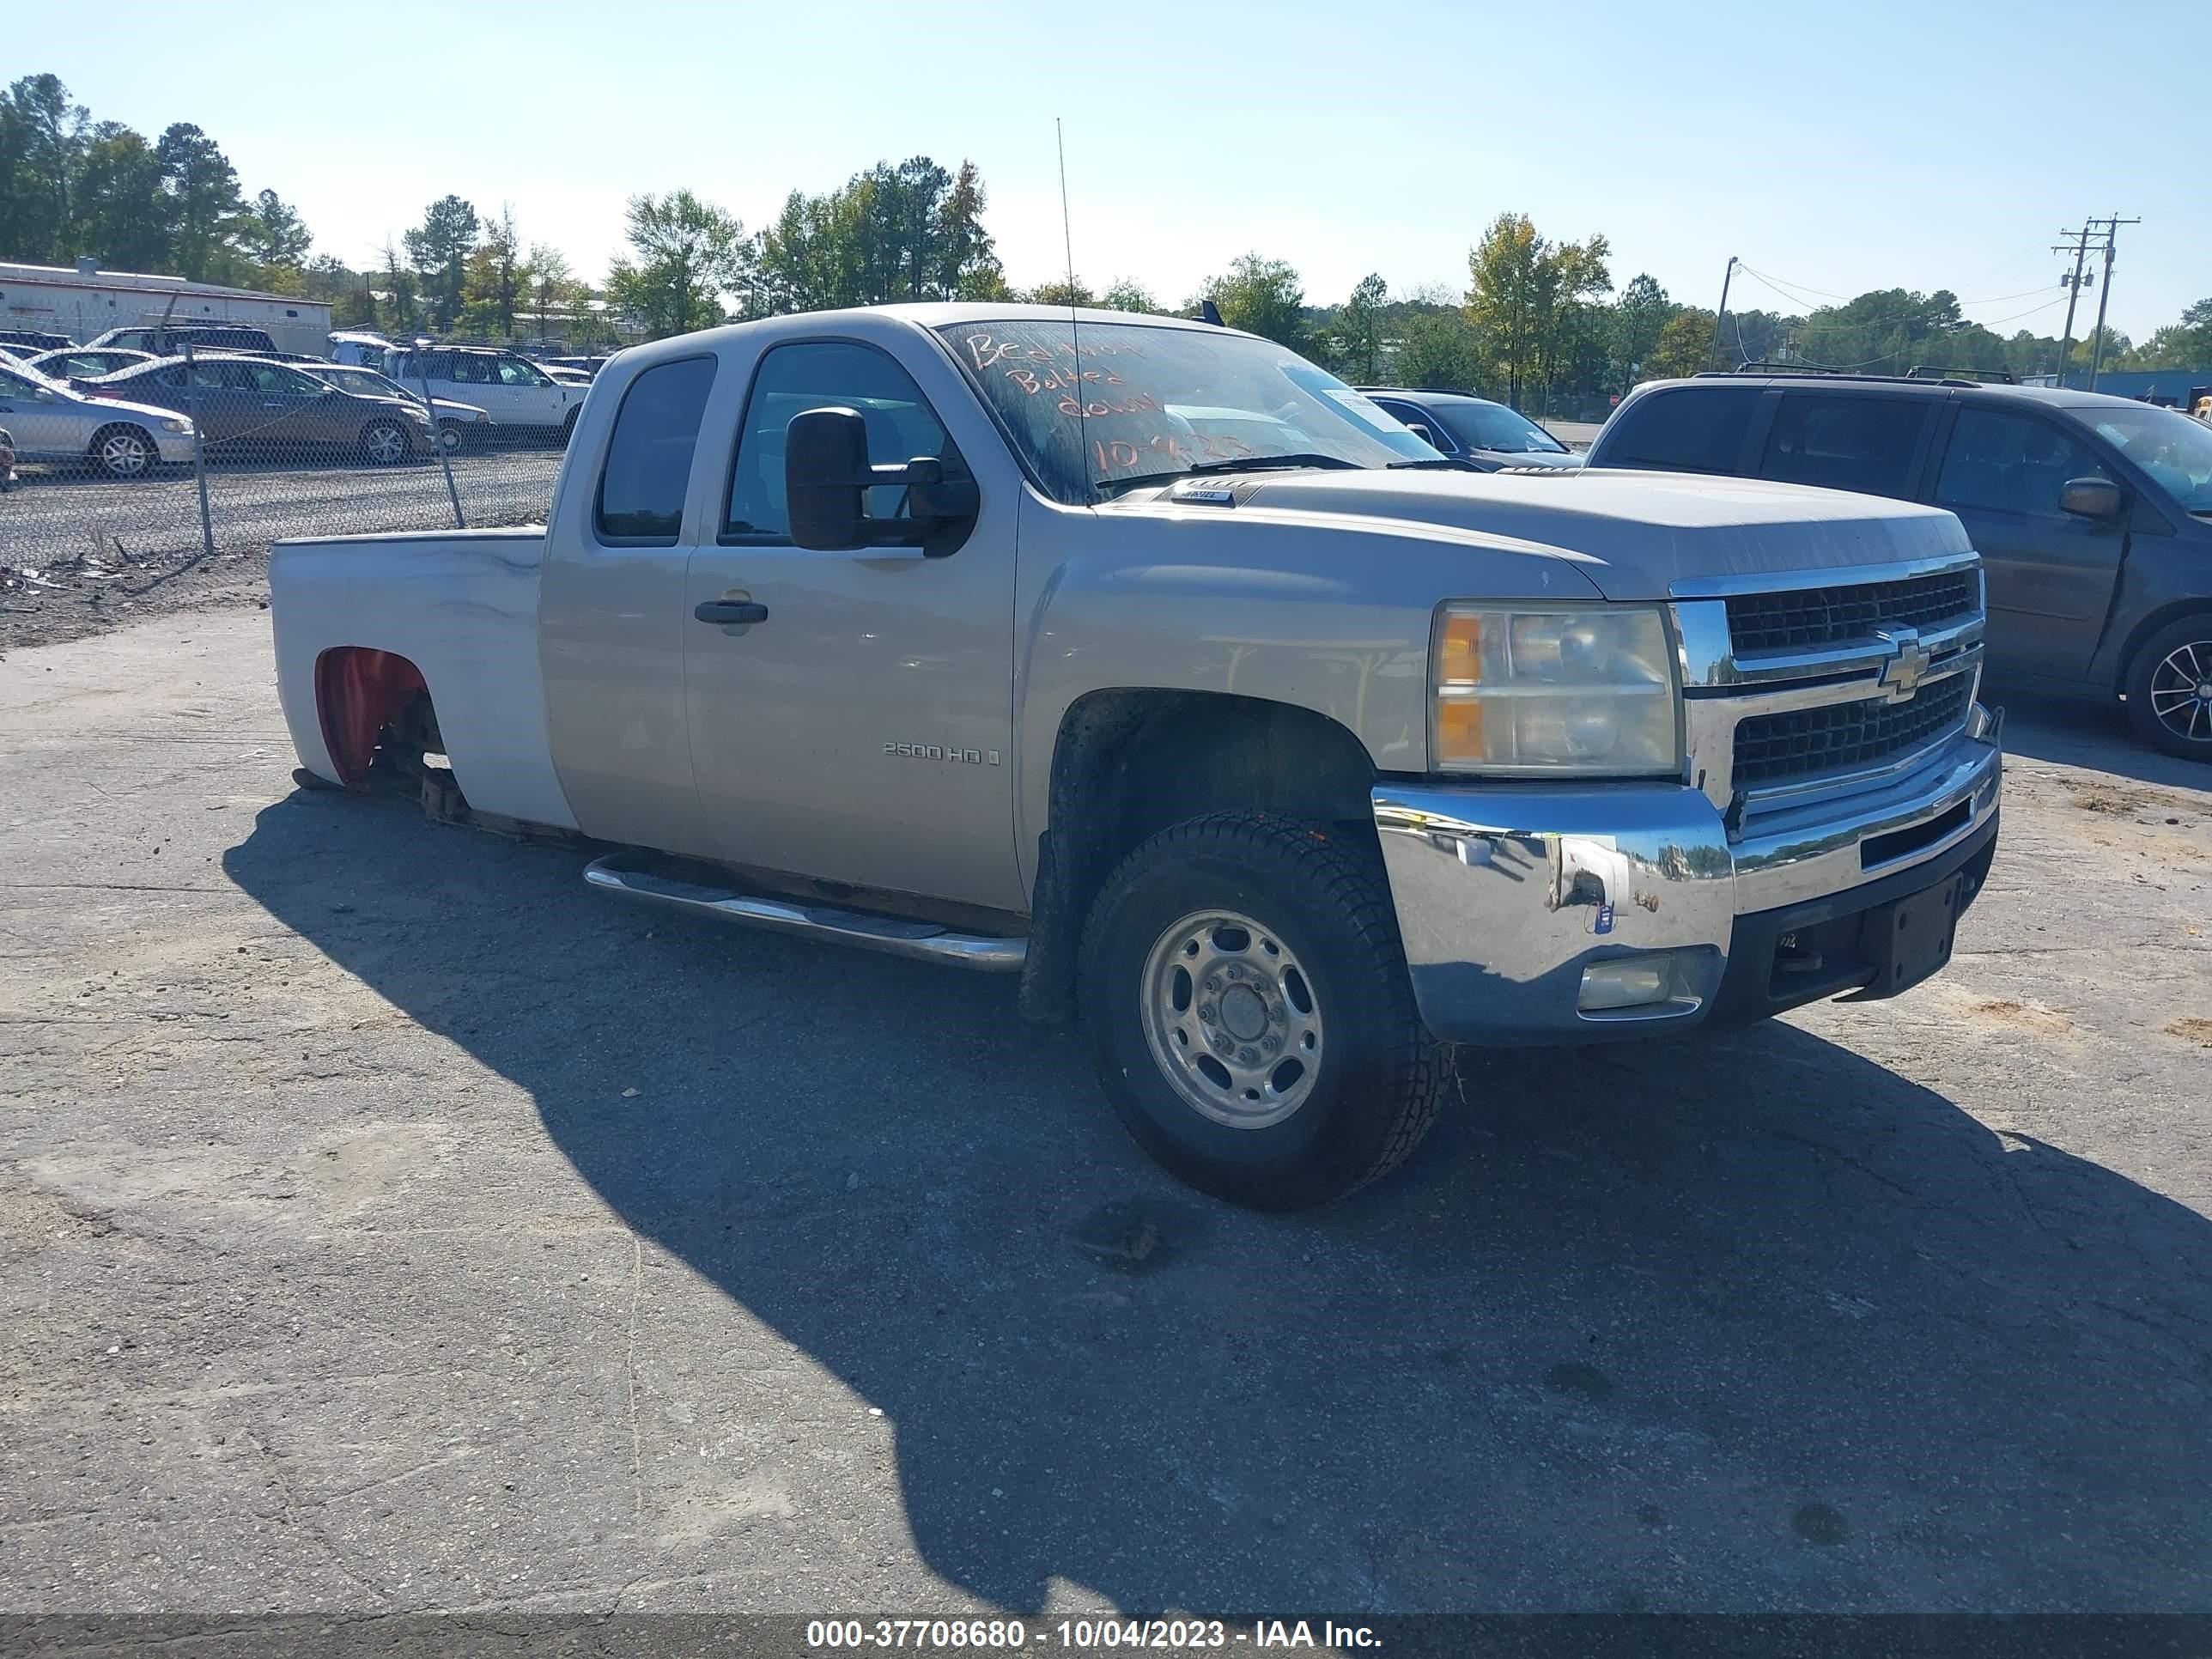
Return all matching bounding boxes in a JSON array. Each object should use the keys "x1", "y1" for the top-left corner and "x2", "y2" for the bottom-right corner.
[{"x1": 1322, "y1": 388, "x2": 1407, "y2": 432}]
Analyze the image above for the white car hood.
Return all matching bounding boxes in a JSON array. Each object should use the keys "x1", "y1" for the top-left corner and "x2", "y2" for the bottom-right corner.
[{"x1": 1221, "y1": 467, "x2": 1972, "y2": 600}]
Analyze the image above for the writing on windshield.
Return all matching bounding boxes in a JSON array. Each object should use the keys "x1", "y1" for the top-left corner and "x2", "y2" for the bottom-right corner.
[{"x1": 940, "y1": 319, "x2": 1431, "y2": 503}]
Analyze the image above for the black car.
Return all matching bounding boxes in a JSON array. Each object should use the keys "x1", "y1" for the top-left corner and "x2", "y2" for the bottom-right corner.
[
  {"x1": 1357, "y1": 387, "x2": 1581, "y2": 470},
  {"x1": 1585, "y1": 367, "x2": 2212, "y2": 759},
  {"x1": 82, "y1": 352, "x2": 432, "y2": 465}
]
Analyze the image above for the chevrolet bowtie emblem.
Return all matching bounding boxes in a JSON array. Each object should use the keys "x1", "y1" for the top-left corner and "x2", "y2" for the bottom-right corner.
[{"x1": 1875, "y1": 629, "x2": 1931, "y2": 702}]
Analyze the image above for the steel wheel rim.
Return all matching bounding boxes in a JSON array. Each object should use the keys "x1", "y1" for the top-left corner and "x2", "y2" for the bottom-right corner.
[
  {"x1": 439, "y1": 424, "x2": 461, "y2": 453},
  {"x1": 2148, "y1": 639, "x2": 2212, "y2": 744},
  {"x1": 1138, "y1": 908, "x2": 1322, "y2": 1130},
  {"x1": 366, "y1": 424, "x2": 406, "y2": 465},
  {"x1": 100, "y1": 432, "x2": 148, "y2": 476}
]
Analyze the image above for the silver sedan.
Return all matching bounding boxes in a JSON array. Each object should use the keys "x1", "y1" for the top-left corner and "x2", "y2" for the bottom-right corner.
[{"x1": 0, "y1": 360, "x2": 196, "y2": 479}]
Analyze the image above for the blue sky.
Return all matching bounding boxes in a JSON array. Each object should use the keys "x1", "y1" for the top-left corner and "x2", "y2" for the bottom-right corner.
[{"x1": 18, "y1": 0, "x2": 2209, "y2": 338}]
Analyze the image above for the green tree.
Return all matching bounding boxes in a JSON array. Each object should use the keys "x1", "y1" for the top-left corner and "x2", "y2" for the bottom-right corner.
[
  {"x1": 72, "y1": 122, "x2": 167, "y2": 270},
  {"x1": 605, "y1": 189, "x2": 755, "y2": 339},
  {"x1": 2124, "y1": 298, "x2": 2212, "y2": 371},
  {"x1": 380, "y1": 238, "x2": 420, "y2": 332},
  {"x1": 755, "y1": 155, "x2": 1001, "y2": 313},
  {"x1": 458, "y1": 205, "x2": 522, "y2": 338},
  {"x1": 236, "y1": 188, "x2": 311, "y2": 282},
  {"x1": 521, "y1": 243, "x2": 580, "y2": 345},
  {"x1": 1200, "y1": 253, "x2": 1307, "y2": 349},
  {"x1": 1389, "y1": 307, "x2": 1481, "y2": 391},
  {"x1": 0, "y1": 74, "x2": 88, "y2": 263},
  {"x1": 1330, "y1": 273, "x2": 1389, "y2": 383},
  {"x1": 403, "y1": 194, "x2": 479, "y2": 331},
  {"x1": 1647, "y1": 307, "x2": 1718, "y2": 380},
  {"x1": 1026, "y1": 277, "x2": 1096, "y2": 307},
  {"x1": 155, "y1": 123, "x2": 247, "y2": 282},
  {"x1": 1100, "y1": 277, "x2": 1157, "y2": 313},
  {"x1": 1611, "y1": 273, "x2": 1670, "y2": 390}
]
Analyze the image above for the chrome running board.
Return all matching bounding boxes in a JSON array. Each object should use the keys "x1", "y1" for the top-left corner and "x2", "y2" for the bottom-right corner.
[{"x1": 583, "y1": 854, "x2": 1026, "y2": 973}]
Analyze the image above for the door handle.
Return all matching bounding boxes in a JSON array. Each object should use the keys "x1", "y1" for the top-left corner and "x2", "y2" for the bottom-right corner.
[{"x1": 694, "y1": 600, "x2": 769, "y2": 626}]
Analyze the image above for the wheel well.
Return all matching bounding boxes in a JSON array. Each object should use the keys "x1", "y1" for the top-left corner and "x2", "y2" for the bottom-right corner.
[
  {"x1": 313, "y1": 647, "x2": 432, "y2": 788},
  {"x1": 88, "y1": 419, "x2": 151, "y2": 450},
  {"x1": 1018, "y1": 689, "x2": 1379, "y2": 1024},
  {"x1": 2114, "y1": 600, "x2": 2212, "y2": 692}
]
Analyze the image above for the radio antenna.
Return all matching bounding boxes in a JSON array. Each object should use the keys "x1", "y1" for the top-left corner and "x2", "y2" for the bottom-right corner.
[{"x1": 1055, "y1": 117, "x2": 1091, "y2": 501}]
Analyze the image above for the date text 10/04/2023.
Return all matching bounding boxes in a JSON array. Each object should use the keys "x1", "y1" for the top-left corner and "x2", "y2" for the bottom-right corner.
[{"x1": 804, "y1": 1618, "x2": 1384, "y2": 1650}]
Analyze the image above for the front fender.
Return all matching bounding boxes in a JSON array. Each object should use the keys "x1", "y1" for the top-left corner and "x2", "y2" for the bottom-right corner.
[{"x1": 1011, "y1": 491, "x2": 1604, "y2": 887}]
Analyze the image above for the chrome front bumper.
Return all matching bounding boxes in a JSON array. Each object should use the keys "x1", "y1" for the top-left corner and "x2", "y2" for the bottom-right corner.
[{"x1": 1371, "y1": 709, "x2": 2002, "y2": 1044}]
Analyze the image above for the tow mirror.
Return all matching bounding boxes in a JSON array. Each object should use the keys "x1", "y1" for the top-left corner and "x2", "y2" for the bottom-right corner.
[
  {"x1": 2058, "y1": 477, "x2": 2124, "y2": 521},
  {"x1": 785, "y1": 405, "x2": 979, "y2": 553},
  {"x1": 786, "y1": 406, "x2": 873, "y2": 550}
]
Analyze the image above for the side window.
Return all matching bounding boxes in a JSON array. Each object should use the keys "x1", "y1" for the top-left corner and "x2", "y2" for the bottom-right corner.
[
  {"x1": 207, "y1": 362, "x2": 249, "y2": 390},
  {"x1": 0, "y1": 369, "x2": 33, "y2": 398},
  {"x1": 724, "y1": 340, "x2": 952, "y2": 543},
  {"x1": 447, "y1": 355, "x2": 495, "y2": 386},
  {"x1": 1936, "y1": 408, "x2": 2112, "y2": 518},
  {"x1": 1759, "y1": 394, "x2": 1925, "y2": 498},
  {"x1": 1373, "y1": 398, "x2": 1450, "y2": 450},
  {"x1": 595, "y1": 356, "x2": 719, "y2": 545},
  {"x1": 1600, "y1": 386, "x2": 1762, "y2": 472},
  {"x1": 157, "y1": 366, "x2": 188, "y2": 390},
  {"x1": 495, "y1": 358, "x2": 547, "y2": 387}
]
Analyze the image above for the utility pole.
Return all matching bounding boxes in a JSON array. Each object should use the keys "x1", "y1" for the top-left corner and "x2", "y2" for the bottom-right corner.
[
  {"x1": 2085, "y1": 213, "x2": 2140, "y2": 392},
  {"x1": 2051, "y1": 225, "x2": 2092, "y2": 388},
  {"x1": 1711, "y1": 255, "x2": 1739, "y2": 369}
]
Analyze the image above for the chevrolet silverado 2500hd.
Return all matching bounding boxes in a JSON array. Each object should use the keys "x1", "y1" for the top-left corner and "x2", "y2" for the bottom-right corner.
[{"x1": 270, "y1": 304, "x2": 2004, "y2": 1209}]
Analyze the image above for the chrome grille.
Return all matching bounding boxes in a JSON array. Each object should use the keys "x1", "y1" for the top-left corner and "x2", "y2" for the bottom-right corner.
[
  {"x1": 1725, "y1": 570, "x2": 1978, "y2": 655},
  {"x1": 1732, "y1": 676, "x2": 1974, "y2": 788}
]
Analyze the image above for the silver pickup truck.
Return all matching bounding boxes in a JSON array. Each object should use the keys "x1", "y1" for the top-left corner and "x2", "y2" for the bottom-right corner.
[{"x1": 270, "y1": 303, "x2": 2003, "y2": 1209}]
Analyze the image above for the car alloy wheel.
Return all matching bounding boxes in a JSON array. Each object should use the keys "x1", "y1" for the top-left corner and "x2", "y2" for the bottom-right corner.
[
  {"x1": 95, "y1": 428, "x2": 152, "y2": 478},
  {"x1": 362, "y1": 422, "x2": 410, "y2": 465},
  {"x1": 2148, "y1": 636, "x2": 2212, "y2": 747}
]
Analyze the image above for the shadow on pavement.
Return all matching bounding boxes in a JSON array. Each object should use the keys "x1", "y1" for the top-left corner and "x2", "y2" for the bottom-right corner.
[
  {"x1": 1988, "y1": 682, "x2": 2212, "y2": 793},
  {"x1": 223, "y1": 787, "x2": 2212, "y2": 1613}
]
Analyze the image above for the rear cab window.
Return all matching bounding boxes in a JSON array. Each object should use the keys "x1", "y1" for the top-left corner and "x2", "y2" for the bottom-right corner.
[
  {"x1": 595, "y1": 356, "x2": 719, "y2": 544},
  {"x1": 1758, "y1": 392, "x2": 1929, "y2": 499},
  {"x1": 1597, "y1": 386, "x2": 1763, "y2": 473}
]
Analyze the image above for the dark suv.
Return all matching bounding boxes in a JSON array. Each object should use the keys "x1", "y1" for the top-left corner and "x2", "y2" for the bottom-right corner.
[{"x1": 1586, "y1": 368, "x2": 2212, "y2": 758}]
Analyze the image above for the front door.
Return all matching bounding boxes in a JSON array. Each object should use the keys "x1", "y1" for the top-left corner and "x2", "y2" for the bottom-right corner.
[
  {"x1": 681, "y1": 335, "x2": 1022, "y2": 912},
  {"x1": 0, "y1": 366, "x2": 77, "y2": 458},
  {"x1": 489, "y1": 356, "x2": 568, "y2": 429},
  {"x1": 1930, "y1": 405, "x2": 2125, "y2": 682}
]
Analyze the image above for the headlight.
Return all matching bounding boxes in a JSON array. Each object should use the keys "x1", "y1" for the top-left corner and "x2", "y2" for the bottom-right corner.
[
  {"x1": 1431, "y1": 604, "x2": 1680, "y2": 775},
  {"x1": 161, "y1": 418, "x2": 191, "y2": 434}
]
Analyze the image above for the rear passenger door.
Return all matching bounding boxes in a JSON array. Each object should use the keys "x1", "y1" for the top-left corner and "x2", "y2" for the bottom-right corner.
[
  {"x1": 1930, "y1": 404, "x2": 2124, "y2": 682},
  {"x1": 1755, "y1": 392, "x2": 1933, "y2": 501}
]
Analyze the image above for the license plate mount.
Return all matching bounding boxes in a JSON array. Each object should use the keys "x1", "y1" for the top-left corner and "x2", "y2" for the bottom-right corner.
[{"x1": 1842, "y1": 873, "x2": 1966, "y2": 1001}]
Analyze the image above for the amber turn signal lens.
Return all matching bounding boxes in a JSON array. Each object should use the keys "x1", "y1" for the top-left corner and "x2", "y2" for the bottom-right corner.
[
  {"x1": 1435, "y1": 697, "x2": 1486, "y2": 763},
  {"x1": 1437, "y1": 612, "x2": 1483, "y2": 684}
]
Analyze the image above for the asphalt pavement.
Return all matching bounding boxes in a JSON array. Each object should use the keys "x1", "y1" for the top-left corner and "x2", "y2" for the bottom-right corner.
[{"x1": 2, "y1": 612, "x2": 2209, "y2": 1619}]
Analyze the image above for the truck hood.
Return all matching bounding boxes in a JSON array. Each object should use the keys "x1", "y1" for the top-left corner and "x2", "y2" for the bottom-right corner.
[{"x1": 1206, "y1": 467, "x2": 1971, "y2": 600}]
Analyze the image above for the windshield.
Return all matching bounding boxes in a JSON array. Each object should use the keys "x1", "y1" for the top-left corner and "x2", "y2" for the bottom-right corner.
[
  {"x1": 319, "y1": 367, "x2": 415, "y2": 401},
  {"x1": 2081, "y1": 405, "x2": 2212, "y2": 514},
  {"x1": 937, "y1": 319, "x2": 1436, "y2": 503},
  {"x1": 1438, "y1": 401, "x2": 1567, "y2": 454}
]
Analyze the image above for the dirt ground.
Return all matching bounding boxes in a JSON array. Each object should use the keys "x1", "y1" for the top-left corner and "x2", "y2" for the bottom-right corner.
[{"x1": 2, "y1": 608, "x2": 2209, "y2": 1618}]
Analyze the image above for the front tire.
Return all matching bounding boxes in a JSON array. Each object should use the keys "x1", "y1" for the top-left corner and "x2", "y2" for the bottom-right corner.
[
  {"x1": 2124, "y1": 614, "x2": 2212, "y2": 760},
  {"x1": 1077, "y1": 812, "x2": 1444, "y2": 1210},
  {"x1": 360, "y1": 418, "x2": 412, "y2": 466},
  {"x1": 91, "y1": 423, "x2": 157, "y2": 480}
]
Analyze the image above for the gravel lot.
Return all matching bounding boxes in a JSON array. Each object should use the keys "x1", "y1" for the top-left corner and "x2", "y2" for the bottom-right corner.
[{"x1": 2, "y1": 610, "x2": 2209, "y2": 1619}]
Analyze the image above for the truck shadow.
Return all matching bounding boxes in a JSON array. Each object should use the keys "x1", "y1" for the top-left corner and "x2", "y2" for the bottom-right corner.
[{"x1": 222, "y1": 790, "x2": 2212, "y2": 1613}]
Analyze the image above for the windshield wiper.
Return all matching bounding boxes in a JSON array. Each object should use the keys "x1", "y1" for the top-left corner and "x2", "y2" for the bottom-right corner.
[
  {"x1": 1096, "y1": 453, "x2": 1363, "y2": 498},
  {"x1": 1386, "y1": 456, "x2": 1479, "y2": 470}
]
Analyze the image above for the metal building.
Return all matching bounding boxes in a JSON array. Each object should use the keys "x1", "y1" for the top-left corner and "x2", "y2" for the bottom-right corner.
[{"x1": 0, "y1": 258, "x2": 331, "y2": 356}]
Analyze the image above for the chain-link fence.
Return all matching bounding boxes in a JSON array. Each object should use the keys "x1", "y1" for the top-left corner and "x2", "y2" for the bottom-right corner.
[{"x1": 0, "y1": 338, "x2": 574, "y2": 641}]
